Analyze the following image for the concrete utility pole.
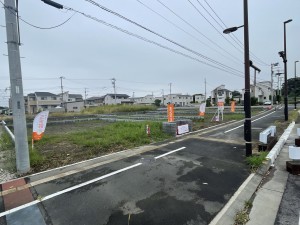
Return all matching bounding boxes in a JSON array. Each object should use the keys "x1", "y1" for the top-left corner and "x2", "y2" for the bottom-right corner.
[
  {"x1": 271, "y1": 63, "x2": 279, "y2": 106},
  {"x1": 84, "y1": 88, "x2": 88, "y2": 108},
  {"x1": 4, "y1": 0, "x2": 30, "y2": 173},
  {"x1": 294, "y1": 61, "x2": 299, "y2": 109},
  {"x1": 204, "y1": 78, "x2": 207, "y2": 101},
  {"x1": 161, "y1": 89, "x2": 164, "y2": 106},
  {"x1": 169, "y1": 83, "x2": 172, "y2": 103},
  {"x1": 59, "y1": 76, "x2": 65, "y2": 103},
  {"x1": 111, "y1": 78, "x2": 116, "y2": 104}
]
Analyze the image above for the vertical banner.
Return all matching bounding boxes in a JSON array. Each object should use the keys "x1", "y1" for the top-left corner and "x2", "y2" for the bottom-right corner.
[
  {"x1": 32, "y1": 110, "x2": 49, "y2": 141},
  {"x1": 231, "y1": 101, "x2": 236, "y2": 112},
  {"x1": 199, "y1": 103, "x2": 206, "y2": 117},
  {"x1": 167, "y1": 103, "x2": 174, "y2": 122}
]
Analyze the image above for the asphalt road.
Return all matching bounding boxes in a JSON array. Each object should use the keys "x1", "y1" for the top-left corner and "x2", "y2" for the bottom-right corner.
[{"x1": 0, "y1": 107, "x2": 287, "y2": 225}]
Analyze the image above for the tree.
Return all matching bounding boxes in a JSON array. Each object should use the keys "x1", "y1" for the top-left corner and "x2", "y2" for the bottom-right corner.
[
  {"x1": 225, "y1": 97, "x2": 230, "y2": 105},
  {"x1": 154, "y1": 99, "x2": 161, "y2": 107},
  {"x1": 251, "y1": 97, "x2": 258, "y2": 106}
]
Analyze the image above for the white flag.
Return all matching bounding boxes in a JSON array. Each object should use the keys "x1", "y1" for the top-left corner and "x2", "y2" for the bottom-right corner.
[{"x1": 32, "y1": 111, "x2": 49, "y2": 141}]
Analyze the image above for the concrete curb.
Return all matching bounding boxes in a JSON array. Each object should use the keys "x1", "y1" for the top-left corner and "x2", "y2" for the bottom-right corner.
[{"x1": 209, "y1": 121, "x2": 295, "y2": 225}]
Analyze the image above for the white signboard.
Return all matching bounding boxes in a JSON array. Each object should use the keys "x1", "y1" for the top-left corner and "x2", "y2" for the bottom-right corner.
[{"x1": 177, "y1": 124, "x2": 189, "y2": 135}]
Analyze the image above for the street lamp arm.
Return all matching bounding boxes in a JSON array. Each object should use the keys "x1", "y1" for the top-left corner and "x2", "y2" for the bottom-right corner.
[{"x1": 223, "y1": 25, "x2": 244, "y2": 34}]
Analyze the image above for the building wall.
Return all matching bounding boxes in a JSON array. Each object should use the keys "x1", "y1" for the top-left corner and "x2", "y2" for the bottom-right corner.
[{"x1": 65, "y1": 101, "x2": 84, "y2": 112}]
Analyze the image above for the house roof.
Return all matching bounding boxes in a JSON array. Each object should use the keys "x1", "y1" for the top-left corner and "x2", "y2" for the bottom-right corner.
[
  {"x1": 35, "y1": 92, "x2": 57, "y2": 97},
  {"x1": 69, "y1": 94, "x2": 83, "y2": 98},
  {"x1": 105, "y1": 94, "x2": 130, "y2": 98},
  {"x1": 86, "y1": 96, "x2": 104, "y2": 101}
]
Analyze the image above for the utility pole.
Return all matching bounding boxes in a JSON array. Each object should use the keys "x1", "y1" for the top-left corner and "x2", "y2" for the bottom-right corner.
[
  {"x1": 271, "y1": 63, "x2": 279, "y2": 106},
  {"x1": 204, "y1": 78, "x2": 207, "y2": 102},
  {"x1": 84, "y1": 88, "x2": 88, "y2": 108},
  {"x1": 59, "y1": 76, "x2": 65, "y2": 105},
  {"x1": 294, "y1": 61, "x2": 299, "y2": 109},
  {"x1": 112, "y1": 78, "x2": 116, "y2": 104},
  {"x1": 4, "y1": 0, "x2": 30, "y2": 173},
  {"x1": 161, "y1": 89, "x2": 164, "y2": 106},
  {"x1": 169, "y1": 83, "x2": 172, "y2": 103}
]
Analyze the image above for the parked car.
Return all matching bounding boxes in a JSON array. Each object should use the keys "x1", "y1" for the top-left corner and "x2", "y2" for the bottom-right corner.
[{"x1": 263, "y1": 101, "x2": 272, "y2": 105}]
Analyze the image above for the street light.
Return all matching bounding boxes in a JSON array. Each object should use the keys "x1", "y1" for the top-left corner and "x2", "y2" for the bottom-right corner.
[
  {"x1": 223, "y1": 0, "x2": 252, "y2": 156},
  {"x1": 279, "y1": 19, "x2": 292, "y2": 121},
  {"x1": 295, "y1": 60, "x2": 299, "y2": 109}
]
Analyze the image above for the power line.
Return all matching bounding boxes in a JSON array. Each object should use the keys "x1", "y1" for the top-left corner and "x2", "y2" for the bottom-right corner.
[
  {"x1": 155, "y1": 0, "x2": 243, "y2": 64},
  {"x1": 83, "y1": 0, "x2": 243, "y2": 75},
  {"x1": 187, "y1": 0, "x2": 244, "y2": 55},
  {"x1": 62, "y1": 6, "x2": 244, "y2": 78},
  {"x1": 0, "y1": 0, "x2": 76, "y2": 30},
  {"x1": 201, "y1": 0, "x2": 269, "y2": 66},
  {"x1": 135, "y1": 0, "x2": 241, "y2": 65}
]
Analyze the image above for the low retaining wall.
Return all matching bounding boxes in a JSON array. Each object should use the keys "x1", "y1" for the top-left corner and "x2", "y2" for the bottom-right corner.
[{"x1": 162, "y1": 120, "x2": 192, "y2": 136}]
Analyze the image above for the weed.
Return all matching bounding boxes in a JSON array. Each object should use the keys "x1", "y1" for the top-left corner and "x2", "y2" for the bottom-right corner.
[
  {"x1": 246, "y1": 151, "x2": 268, "y2": 172},
  {"x1": 29, "y1": 148, "x2": 44, "y2": 167},
  {"x1": 234, "y1": 200, "x2": 253, "y2": 225},
  {"x1": 81, "y1": 105, "x2": 157, "y2": 114},
  {"x1": 0, "y1": 131, "x2": 14, "y2": 152}
]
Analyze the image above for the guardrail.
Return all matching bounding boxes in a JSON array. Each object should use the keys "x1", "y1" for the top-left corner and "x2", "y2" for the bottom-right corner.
[{"x1": 1, "y1": 120, "x2": 15, "y2": 143}]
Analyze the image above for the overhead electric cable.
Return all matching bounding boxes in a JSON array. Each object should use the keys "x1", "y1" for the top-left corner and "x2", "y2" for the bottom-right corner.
[
  {"x1": 63, "y1": 6, "x2": 244, "y2": 78},
  {"x1": 83, "y1": 0, "x2": 243, "y2": 75},
  {"x1": 135, "y1": 0, "x2": 241, "y2": 65},
  {"x1": 202, "y1": 0, "x2": 269, "y2": 66},
  {"x1": 155, "y1": 0, "x2": 243, "y2": 64},
  {"x1": 187, "y1": 0, "x2": 244, "y2": 55},
  {"x1": 0, "y1": 1, "x2": 76, "y2": 30}
]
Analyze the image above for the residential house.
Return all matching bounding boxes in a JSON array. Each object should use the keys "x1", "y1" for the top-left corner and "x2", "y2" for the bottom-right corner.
[
  {"x1": 26, "y1": 92, "x2": 83, "y2": 114},
  {"x1": 65, "y1": 101, "x2": 85, "y2": 113},
  {"x1": 132, "y1": 95, "x2": 155, "y2": 105},
  {"x1": 156, "y1": 94, "x2": 193, "y2": 107},
  {"x1": 211, "y1": 85, "x2": 232, "y2": 105},
  {"x1": 103, "y1": 94, "x2": 132, "y2": 105},
  {"x1": 241, "y1": 81, "x2": 272, "y2": 103},
  {"x1": 193, "y1": 94, "x2": 205, "y2": 103},
  {"x1": 85, "y1": 96, "x2": 104, "y2": 107}
]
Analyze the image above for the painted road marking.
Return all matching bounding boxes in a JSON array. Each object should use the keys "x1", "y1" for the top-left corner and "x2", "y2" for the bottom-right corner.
[
  {"x1": 224, "y1": 111, "x2": 276, "y2": 133},
  {"x1": 154, "y1": 147, "x2": 186, "y2": 159},
  {"x1": 0, "y1": 146, "x2": 186, "y2": 217}
]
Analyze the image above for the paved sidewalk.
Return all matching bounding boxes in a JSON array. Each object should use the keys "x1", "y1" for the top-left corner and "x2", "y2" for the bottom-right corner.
[{"x1": 246, "y1": 123, "x2": 300, "y2": 225}]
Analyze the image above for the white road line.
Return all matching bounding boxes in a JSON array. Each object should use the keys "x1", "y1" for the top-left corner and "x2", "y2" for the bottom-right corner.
[
  {"x1": 224, "y1": 111, "x2": 276, "y2": 133},
  {"x1": 298, "y1": 210, "x2": 300, "y2": 225},
  {"x1": 154, "y1": 147, "x2": 186, "y2": 159},
  {"x1": 0, "y1": 146, "x2": 186, "y2": 217}
]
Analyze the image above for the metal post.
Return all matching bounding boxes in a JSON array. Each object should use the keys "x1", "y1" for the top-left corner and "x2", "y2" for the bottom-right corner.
[
  {"x1": 4, "y1": 0, "x2": 30, "y2": 173},
  {"x1": 283, "y1": 19, "x2": 292, "y2": 121},
  {"x1": 295, "y1": 61, "x2": 299, "y2": 109},
  {"x1": 244, "y1": 0, "x2": 252, "y2": 156}
]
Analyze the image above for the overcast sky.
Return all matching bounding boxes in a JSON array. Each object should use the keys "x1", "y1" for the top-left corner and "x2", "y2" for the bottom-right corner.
[{"x1": 0, "y1": 0, "x2": 299, "y2": 106}]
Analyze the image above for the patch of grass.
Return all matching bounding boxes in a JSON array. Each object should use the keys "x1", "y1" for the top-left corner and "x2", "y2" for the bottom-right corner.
[
  {"x1": 34, "y1": 121, "x2": 172, "y2": 155},
  {"x1": 67, "y1": 121, "x2": 171, "y2": 153},
  {"x1": 246, "y1": 151, "x2": 269, "y2": 172},
  {"x1": 234, "y1": 200, "x2": 252, "y2": 225},
  {"x1": 0, "y1": 131, "x2": 14, "y2": 151},
  {"x1": 289, "y1": 109, "x2": 299, "y2": 122},
  {"x1": 81, "y1": 104, "x2": 157, "y2": 114},
  {"x1": 29, "y1": 148, "x2": 45, "y2": 167}
]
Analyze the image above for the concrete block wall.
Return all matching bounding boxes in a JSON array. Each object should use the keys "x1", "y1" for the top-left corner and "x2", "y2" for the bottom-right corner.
[{"x1": 162, "y1": 119, "x2": 192, "y2": 136}]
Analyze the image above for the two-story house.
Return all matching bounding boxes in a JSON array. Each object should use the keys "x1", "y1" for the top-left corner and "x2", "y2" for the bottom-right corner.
[
  {"x1": 103, "y1": 94, "x2": 132, "y2": 105},
  {"x1": 211, "y1": 85, "x2": 232, "y2": 105}
]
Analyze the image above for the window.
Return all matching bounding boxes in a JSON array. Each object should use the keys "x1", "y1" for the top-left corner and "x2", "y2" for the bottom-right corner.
[
  {"x1": 73, "y1": 107, "x2": 78, "y2": 109},
  {"x1": 68, "y1": 99, "x2": 72, "y2": 101},
  {"x1": 51, "y1": 97, "x2": 57, "y2": 100}
]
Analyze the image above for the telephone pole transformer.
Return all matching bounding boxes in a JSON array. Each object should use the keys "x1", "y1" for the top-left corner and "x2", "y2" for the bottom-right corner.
[{"x1": 4, "y1": 0, "x2": 30, "y2": 173}]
